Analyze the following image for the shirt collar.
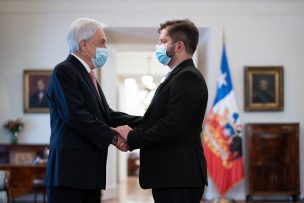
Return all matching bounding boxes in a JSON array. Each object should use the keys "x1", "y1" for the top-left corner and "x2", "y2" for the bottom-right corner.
[
  {"x1": 166, "y1": 64, "x2": 178, "y2": 78},
  {"x1": 71, "y1": 53, "x2": 92, "y2": 73}
]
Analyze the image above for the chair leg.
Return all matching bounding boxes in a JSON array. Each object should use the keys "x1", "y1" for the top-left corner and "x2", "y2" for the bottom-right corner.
[
  {"x1": 34, "y1": 191, "x2": 37, "y2": 203},
  {"x1": 43, "y1": 191, "x2": 46, "y2": 203}
]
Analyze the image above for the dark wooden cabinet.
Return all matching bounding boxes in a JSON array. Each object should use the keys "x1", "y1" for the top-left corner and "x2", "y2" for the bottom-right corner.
[
  {"x1": 0, "y1": 144, "x2": 49, "y2": 164},
  {"x1": 0, "y1": 144, "x2": 48, "y2": 198},
  {"x1": 245, "y1": 123, "x2": 300, "y2": 201}
]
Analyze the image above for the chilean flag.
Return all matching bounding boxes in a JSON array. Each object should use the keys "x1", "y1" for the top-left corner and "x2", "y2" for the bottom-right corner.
[{"x1": 203, "y1": 45, "x2": 244, "y2": 195}]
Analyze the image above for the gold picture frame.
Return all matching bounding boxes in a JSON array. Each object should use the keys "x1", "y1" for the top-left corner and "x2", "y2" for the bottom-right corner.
[
  {"x1": 244, "y1": 66, "x2": 283, "y2": 111},
  {"x1": 23, "y1": 70, "x2": 52, "y2": 113}
]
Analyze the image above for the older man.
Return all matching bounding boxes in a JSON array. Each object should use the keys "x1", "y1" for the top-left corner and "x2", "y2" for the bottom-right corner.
[{"x1": 45, "y1": 18, "x2": 141, "y2": 203}]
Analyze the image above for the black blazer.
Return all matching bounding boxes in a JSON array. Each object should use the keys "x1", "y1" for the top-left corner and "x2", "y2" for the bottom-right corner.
[
  {"x1": 128, "y1": 59, "x2": 208, "y2": 189},
  {"x1": 45, "y1": 54, "x2": 141, "y2": 189}
]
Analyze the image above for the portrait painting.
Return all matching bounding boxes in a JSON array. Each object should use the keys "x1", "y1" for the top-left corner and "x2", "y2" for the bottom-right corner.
[
  {"x1": 244, "y1": 66, "x2": 283, "y2": 111},
  {"x1": 24, "y1": 70, "x2": 52, "y2": 113}
]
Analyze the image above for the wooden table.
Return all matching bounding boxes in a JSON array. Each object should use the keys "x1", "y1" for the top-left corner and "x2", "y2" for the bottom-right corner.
[{"x1": 0, "y1": 164, "x2": 46, "y2": 198}]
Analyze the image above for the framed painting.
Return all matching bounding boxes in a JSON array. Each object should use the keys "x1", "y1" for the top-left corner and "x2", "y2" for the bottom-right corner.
[
  {"x1": 244, "y1": 66, "x2": 283, "y2": 111},
  {"x1": 23, "y1": 70, "x2": 52, "y2": 113}
]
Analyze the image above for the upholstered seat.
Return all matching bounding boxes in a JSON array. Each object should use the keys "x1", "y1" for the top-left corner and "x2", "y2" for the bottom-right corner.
[{"x1": 0, "y1": 170, "x2": 10, "y2": 203}]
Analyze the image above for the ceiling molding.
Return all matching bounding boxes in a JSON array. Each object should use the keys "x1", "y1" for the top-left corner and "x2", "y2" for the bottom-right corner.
[{"x1": 1, "y1": 0, "x2": 304, "y2": 16}]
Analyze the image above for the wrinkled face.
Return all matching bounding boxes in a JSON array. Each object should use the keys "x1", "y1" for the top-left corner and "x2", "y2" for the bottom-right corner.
[{"x1": 87, "y1": 27, "x2": 107, "y2": 58}]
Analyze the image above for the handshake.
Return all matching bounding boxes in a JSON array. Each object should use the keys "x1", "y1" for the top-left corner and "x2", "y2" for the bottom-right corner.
[{"x1": 112, "y1": 125, "x2": 132, "y2": 152}]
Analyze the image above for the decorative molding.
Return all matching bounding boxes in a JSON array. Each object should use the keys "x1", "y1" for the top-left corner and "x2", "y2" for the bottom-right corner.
[{"x1": 1, "y1": 0, "x2": 304, "y2": 15}]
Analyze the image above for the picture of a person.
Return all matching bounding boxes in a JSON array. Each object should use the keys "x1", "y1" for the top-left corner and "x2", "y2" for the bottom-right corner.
[
  {"x1": 252, "y1": 77, "x2": 275, "y2": 103},
  {"x1": 29, "y1": 79, "x2": 49, "y2": 108}
]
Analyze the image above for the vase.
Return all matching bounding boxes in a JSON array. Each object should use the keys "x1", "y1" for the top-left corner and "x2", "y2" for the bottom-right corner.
[{"x1": 11, "y1": 132, "x2": 18, "y2": 144}]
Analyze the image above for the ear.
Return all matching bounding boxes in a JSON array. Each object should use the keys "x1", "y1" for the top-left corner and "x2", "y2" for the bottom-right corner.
[
  {"x1": 176, "y1": 41, "x2": 184, "y2": 52},
  {"x1": 79, "y1": 40, "x2": 88, "y2": 51}
]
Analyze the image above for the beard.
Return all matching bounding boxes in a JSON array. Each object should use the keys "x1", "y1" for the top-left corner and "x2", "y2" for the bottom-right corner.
[{"x1": 166, "y1": 44, "x2": 176, "y2": 59}]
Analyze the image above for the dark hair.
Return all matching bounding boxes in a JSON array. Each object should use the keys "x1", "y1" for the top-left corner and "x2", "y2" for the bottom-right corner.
[{"x1": 158, "y1": 19, "x2": 199, "y2": 55}]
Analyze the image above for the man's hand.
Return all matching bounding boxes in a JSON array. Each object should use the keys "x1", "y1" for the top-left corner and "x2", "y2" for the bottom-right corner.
[
  {"x1": 115, "y1": 134, "x2": 129, "y2": 152},
  {"x1": 112, "y1": 125, "x2": 132, "y2": 140}
]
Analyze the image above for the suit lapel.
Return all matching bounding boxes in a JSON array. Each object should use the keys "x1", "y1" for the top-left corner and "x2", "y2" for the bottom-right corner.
[
  {"x1": 97, "y1": 82, "x2": 111, "y2": 121},
  {"x1": 81, "y1": 70, "x2": 107, "y2": 112},
  {"x1": 155, "y1": 59, "x2": 194, "y2": 97},
  {"x1": 144, "y1": 59, "x2": 194, "y2": 117},
  {"x1": 68, "y1": 55, "x2": 108, "y2": 119}
]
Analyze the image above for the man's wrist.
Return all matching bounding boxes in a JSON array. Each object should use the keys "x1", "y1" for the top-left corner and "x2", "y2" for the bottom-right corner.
[{"x1": 112, "y1": 134, "x2": 118, "y2": 145}]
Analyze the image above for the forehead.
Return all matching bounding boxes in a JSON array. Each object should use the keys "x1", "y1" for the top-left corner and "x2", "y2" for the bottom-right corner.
[
  {"x1": 92, "y1": 27, "x2": 106, "y2": 41},
  {"x1": 159, "y1": 28, "x2": 171, "y2": 41}
]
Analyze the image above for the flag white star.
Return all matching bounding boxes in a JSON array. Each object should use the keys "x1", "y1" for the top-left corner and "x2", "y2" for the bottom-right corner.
[
  {"x1": 224, "y1": 128, "x2": 231, "y2": 136},
  {"x1": 217, "y1": 72, "x2": 227, "y2": 88}
]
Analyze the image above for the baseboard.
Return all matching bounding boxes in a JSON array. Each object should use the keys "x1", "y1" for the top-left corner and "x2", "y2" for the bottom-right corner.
[{"x1": 101, "y1": 185, "x2": 117, "y2": 200}]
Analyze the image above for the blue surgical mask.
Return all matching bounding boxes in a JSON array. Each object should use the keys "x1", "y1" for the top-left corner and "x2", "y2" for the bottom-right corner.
[
  {"x1": 155, "y1": 44, "x2": 172, "y2": 65},
  {"x1": 91, "y1": 47, "x2": 108, "y2": 69}
]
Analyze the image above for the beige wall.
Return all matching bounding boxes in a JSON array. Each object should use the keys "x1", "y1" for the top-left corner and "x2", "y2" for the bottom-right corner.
[{"x1": 0, "y1": 0, "x2": 304, "y2": 200}]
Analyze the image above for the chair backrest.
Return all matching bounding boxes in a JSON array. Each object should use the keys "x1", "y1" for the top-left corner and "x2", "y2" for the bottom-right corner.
[{"x1": 0, "y1": 170, "x2": 10, "y2": 203}]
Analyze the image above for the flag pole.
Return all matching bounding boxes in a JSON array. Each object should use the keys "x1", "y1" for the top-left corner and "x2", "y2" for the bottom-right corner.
[{"x1": 222, "y1": 26, "x2": 226, "y2": 47}]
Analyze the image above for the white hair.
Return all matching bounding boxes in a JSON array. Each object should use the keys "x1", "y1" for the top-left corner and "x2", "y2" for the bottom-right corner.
[{"x1": 67, "y1": 18, "x2": 104, "y2": 53}]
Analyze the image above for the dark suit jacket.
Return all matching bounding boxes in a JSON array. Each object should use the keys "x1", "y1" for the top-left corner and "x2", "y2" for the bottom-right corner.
[
  {"x1": 127, "y1": 59, "x2": 208, "y2": 189},
  {"x1": 45, "y1": 54, "x2": 141, "y2": 190}
]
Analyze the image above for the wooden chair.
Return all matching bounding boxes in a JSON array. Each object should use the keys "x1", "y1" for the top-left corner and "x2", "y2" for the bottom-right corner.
[
  {"x1": 32, "y1": 178, "x2": 46, "y2": 203},
  {"x1": 0, "y1": 170, "x2": 10, "y2": 203}
]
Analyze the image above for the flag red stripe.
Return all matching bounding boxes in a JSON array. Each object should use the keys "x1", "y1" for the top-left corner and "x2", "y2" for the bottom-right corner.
[{"x1": 204, "y1": 142, "x2": 244, "y2": 195}]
